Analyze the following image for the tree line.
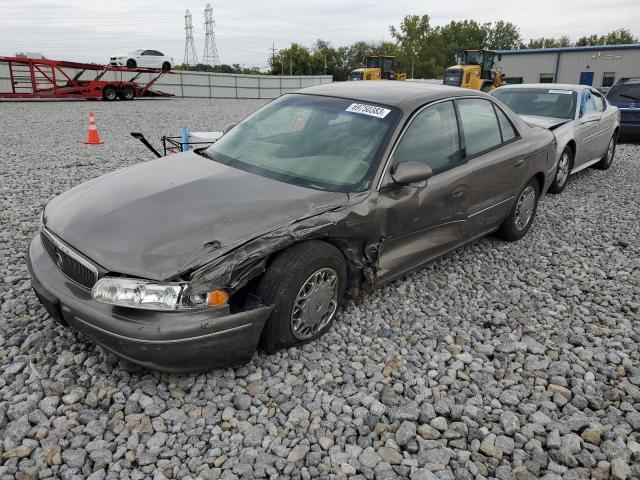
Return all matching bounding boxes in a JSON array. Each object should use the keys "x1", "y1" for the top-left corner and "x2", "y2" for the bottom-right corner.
[
  {"x1": 267, "y1": 16, "x2": 637, "y2": 80},
  {"x1": 175, "y1": 15, "x2": 637, "y2": 80}
]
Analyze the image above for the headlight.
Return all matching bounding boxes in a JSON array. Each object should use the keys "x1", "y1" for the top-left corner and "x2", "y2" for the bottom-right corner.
[{"x1": 91, "y1": 277, "x2": 229, "y2": 311}]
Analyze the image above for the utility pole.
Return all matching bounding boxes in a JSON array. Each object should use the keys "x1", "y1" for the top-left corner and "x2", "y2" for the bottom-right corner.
[
  {"x1": 289, "y1": 57, "x2": 292, "y2": 76},
  {"x1": 202, "y1": 3, "x2": 220, "y2": 66},
  {"x1": 324, "y1": 55, "x2": 327, "y2": 75},
  {"x1": 268, "y1": 42, "x2": 276, "y2": 73},
  {"x1": 183, "y1": 10, "x2": 198, "y2": 66}
]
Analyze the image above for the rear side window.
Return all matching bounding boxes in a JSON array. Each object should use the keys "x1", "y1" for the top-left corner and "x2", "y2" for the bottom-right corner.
[
  {"x1": 494, "y1": 107, "x2": 517, "y2": 142},
  {"x1": 457, "y1": 99, "x2": 502, "y2": 156},
  {"x1": 591, "y1": 91, "x2": 605, "y2": 111}
]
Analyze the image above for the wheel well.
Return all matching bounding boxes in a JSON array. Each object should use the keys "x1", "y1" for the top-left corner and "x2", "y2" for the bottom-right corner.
[
  {"x1": 534, "y1": 172, "x2": 545, "y2": 193},
  {"x1": 230, "y1": 238, "x2": 358, "y2": 309},
  {"x1": 564, "y1": 140, "x2": 576, "y2": 161},
  {"x1": 613, "y1": 127, "x2": 620, "y2": 140}
]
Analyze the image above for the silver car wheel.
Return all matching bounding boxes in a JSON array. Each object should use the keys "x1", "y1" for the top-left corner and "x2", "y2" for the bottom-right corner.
[
  {"x1": 291, "y1": 267, "x2": 338, "y2": 340},
  {"x1": 555, "y1": 152, "x2": 570, "y2": 187},
  {"x1": 605, "y1": 138, "x2": 615, "y2": 165},
  {"x1": 514, "y1": 185, "x2": 536, "y2": 231}
]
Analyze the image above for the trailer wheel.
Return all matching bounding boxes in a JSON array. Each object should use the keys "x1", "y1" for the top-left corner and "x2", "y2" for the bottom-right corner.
[
  {"x1": 161, "y1": 61, "x2": 171, "y2": 72},
  {"x1": 126, "y1": 59, "x2": 137, "y2": 68},
  {"x1": 119, "y1": 85, "x2": 135, "y2": 101},
  {"x1": 102, "y1": 85, "x2": 118, "y2": 101}
]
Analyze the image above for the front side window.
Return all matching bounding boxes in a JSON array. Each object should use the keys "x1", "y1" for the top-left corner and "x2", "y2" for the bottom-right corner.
[
  {"x1": 580, "y1": 90, "x2": 598, "y2": 116},
  {"x1": 591, "y1": 91, "x2": 605, "y2": 111},
  {"x1": 204, "y1": 94, "x2": 400, "y2": 192},
  {"x1": 391, "y1": 101, "x2": 461, "y2": 175},
  {"x1": 457, "y1": 98, "x2": 502, "y2": 157},
  {"x1": 492, "y1": 88, "x2": 577, "y2": 120}
]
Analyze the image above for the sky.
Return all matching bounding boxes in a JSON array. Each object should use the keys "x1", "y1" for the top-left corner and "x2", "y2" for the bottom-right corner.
[{"x1": 1, "y1": 0, "x2": 638, "y2": 70}]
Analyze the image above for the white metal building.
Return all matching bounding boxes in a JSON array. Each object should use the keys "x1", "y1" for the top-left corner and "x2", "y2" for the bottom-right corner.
[{"x1": 495, "y1": 44, "x2": 640, "y2": 89}]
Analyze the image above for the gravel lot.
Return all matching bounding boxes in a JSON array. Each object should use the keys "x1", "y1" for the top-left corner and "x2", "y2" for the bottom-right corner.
[{"x1": 1, "y1": 98, "x2": 639, "y2": 480}]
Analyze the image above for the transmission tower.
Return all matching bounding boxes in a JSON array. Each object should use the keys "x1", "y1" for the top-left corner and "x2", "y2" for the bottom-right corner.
[
  {"x1": 202, "y1": 3, "x2": 220, "y2": 66},
  {"x1": 184, "y1": 10, "x2": 198, "y2": 66}
]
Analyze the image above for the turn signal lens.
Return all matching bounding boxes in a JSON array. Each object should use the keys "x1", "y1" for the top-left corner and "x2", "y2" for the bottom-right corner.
[{"x1": 207, "y1": 289, "x2": 229, "y2": 307}]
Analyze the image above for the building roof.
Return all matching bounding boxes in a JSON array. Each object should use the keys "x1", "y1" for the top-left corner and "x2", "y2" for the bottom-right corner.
[{"x1": 497, "y1": 44, "x2": 640, "y2": 55}]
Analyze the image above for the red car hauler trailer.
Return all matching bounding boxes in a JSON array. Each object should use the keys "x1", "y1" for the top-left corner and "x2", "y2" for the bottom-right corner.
[{"x1": 0, "y1": 56, "x2": 173, "y2": 100}]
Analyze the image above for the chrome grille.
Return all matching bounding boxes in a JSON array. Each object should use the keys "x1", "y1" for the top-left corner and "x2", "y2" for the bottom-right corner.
[{"x1": 41, "y1": 229, "x2": 98, "y2": 289}]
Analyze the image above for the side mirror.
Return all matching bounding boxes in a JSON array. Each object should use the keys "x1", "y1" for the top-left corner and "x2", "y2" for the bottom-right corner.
[
  {"x1": 391, "y1": 161, "x2": 433, "y2": 185},
  {"x1": 223, "y1": 123, "x2": 237, "y2": 134}
]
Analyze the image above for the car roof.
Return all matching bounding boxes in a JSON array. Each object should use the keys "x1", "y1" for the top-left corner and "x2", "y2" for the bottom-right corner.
[
  {"x1": 495, "y1": 83, "x2": 586, "y2": 92},
  {"x1": 297, "y1": 81, "x2": 475, "y2": 110}
]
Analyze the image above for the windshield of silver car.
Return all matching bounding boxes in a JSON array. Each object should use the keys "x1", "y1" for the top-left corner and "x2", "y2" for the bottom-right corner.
[
  {"x1": 203, "y1": 94, "x2": 400, "y2": 192},
  {"x1": 493, "y1": 88, "x2": 577, "y2": 120}
]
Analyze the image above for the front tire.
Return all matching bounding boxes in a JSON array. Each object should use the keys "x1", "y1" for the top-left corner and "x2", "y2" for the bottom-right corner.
[
  {"x1": 161, "y1": 61, "x2": 171, "y2": 72},
  {"x1": 496, "y1": 178, "x2": 540, "y2": 241},
  {"x1": 548, "y1": 147, "x2": 573, "y2": 194},
  {"x1": 594, "y1": 135, "x2": 616, "y2": 170},
  {"x1": 257, "y1": 241, "x2": 346, "y2": 353},
  {"x1": 126, "y1": 59, "x2": 137, "y2": 69}
]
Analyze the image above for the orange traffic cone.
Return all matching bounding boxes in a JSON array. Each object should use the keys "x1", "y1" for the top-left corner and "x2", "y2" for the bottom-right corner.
[{"x1": 84, "y1": 111, "x2": 104, "y2": 145}]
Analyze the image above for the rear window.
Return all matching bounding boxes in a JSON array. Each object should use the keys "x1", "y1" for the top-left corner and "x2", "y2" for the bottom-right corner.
[
  {"x1": 606, "y1": 84, "x2": 640, "y2": 103},
  {"x1": 492, "y1": 88, "x2": 577, "y2": 120}
]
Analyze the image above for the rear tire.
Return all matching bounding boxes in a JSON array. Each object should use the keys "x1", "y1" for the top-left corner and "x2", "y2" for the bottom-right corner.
[
  {"x1": 594, "y1": 135, "x2": 616, "y2": 170},
  {"x1": 161, "y1": 61, "x2": 171, "y2": 72},
  {"x1": 548, "y1": 146, "x2": 573, "y2": 194},
  {"x1": 126, "y1": 59, "x2": 137, "y2": 69},
  {"x1": 257, "y1": 241, "x2": 346, "y2": 353},
  {"x1": 119, "y1": 85, "x2": 135, "y2": 100},
  {"x1": 102, "y1": 85, "x2": 117, "y2": 101},
  {"x1": 496, "y1": 178, "x2": 540, "y2": 241}
]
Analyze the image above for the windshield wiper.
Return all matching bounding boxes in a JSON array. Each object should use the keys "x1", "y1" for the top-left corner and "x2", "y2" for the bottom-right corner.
[{"x1": 619, "y1": 94, "x2": 639, "y2": 101}]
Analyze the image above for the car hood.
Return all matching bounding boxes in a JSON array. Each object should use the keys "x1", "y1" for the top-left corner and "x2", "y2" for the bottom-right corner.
[
  {"x1": 44, "y1": 152, "x2": 349, "y2": 281},
  {"x1": 520, "y1": 115, "x2": 570, "y2": 130}
]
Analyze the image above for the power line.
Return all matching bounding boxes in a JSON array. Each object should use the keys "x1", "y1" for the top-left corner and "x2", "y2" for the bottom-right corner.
[
  {"x1": 202, "y1": 3, "x2": 220, "y2": 66},
  {"x1": 183, "y1": 9, "x2": 198, "y2": 66}
]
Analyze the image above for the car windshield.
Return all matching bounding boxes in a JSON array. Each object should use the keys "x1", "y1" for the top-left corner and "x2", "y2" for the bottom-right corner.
[
  {"x1": 607, "y1": 84, "x2": 640, "y2": 103},
  {"x1": 130, "y1": 49, "x2": 143, "y2": 54},
  {"x1": 203, "y1": 94, "x2": 400, "y2": 192},
  {"x1": 493, "y1": 88, "x2": 577, "y2": 120}
]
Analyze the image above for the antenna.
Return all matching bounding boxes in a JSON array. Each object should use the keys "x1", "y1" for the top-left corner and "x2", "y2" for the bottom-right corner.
[
  {"x1": 203, "y1": 3, "x2": 220, "y2": 66},
  {"x1": 184, "y1": 9, "x2": 198, "y2": 66}
]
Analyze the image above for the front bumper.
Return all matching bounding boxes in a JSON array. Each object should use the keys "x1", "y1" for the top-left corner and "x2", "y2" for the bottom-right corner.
[{"x1": 27, "y1": 234, "x2": 272, "y2": 372}]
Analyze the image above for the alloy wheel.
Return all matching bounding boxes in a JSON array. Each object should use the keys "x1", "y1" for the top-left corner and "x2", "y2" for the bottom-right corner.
[
  {"x1": 555, "y1": 152, "x2": 570, "y2": 187},
  {"x1": 290, "y1": 268, "x2": 338, "y2": 340}
]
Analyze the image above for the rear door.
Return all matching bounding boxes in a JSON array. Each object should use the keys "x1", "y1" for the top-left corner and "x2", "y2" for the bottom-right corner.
[
  {"x1": 376, "y1": 100, "x2": 471, "y2": 282},
  {"x1": 456, "y1": 98, "x2": 528, "y2": 234}
]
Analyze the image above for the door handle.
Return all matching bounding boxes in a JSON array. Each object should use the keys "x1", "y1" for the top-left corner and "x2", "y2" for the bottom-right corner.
[
  {"x1": 449, "y1": 187, "x2": 465, "y2": 199},
  {"x1": 514, "y1": 158, "x2": 525, "y2": 168}
]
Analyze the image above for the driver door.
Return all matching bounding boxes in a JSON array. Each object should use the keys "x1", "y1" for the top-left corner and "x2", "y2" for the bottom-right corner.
[{"x1": 375, "y1": 100, "x2": 471, "y2": 283}]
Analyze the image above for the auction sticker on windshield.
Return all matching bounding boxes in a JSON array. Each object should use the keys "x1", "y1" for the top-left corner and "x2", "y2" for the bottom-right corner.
[
  {"x1": 548, "y1": 89, "x2": 573, "y2": 95},
  {"x1": 346, "y1": 103, "x2": 391, "y2": 118}
]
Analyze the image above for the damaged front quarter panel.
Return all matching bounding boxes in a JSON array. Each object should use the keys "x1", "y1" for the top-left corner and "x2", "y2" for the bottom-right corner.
[{"x1": 185, "y1": 191, "x2": 382, "y2": 297}]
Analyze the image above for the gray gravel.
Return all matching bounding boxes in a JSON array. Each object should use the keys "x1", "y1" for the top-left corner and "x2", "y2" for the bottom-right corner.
[{"x1": 1, "y1": 98, "x2": 639, "y2": 479}]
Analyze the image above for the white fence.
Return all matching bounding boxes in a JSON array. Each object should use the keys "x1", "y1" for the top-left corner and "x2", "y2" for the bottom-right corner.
[{"x1": 0, "y1": 62, "x2": 333, "y2": 99}]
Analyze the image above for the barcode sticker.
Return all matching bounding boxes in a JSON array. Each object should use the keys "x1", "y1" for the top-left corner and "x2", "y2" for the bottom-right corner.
[
  {"x1": 548, "y1": 89, "x2": 573, "y2": 95},
  {"x1": 346, "y1": 103, "x2": 391, "y2": 118}
]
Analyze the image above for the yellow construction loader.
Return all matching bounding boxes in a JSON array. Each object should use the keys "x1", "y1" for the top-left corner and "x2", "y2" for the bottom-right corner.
[
  {"x1": 349, "y1": 55, "x2": 407, "y2": 81},
  {"x1": 443, "y1": 49, "x2": 503, "y2": 91}
]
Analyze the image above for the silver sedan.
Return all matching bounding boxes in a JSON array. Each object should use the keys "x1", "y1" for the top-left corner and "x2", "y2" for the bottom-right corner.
[{"x1": 492, "y1": 84, "x2": 620, "y2": 193}]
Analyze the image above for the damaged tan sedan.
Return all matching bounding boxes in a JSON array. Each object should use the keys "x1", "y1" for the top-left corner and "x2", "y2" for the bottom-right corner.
[{"x1": 28, "y1": 82, "x2": 556, "y2": 372}]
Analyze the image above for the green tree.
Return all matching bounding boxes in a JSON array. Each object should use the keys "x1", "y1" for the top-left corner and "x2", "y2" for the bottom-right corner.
[
  {"x1": 604, "y1": 29, "x2": 637, "y2": 44},
  {"x1": 270, "y1": 43, "x2": 314, "y2": 75},
  {"x1": 390, "y1": 15, "x2": 436, "y2": 78},
  {"x1": 485, "y1": 21, "x2": 522, "y2": 50}
]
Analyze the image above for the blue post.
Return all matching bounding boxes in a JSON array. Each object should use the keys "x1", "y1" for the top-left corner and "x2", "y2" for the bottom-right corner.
[{"x1": 181, "y1": 127, "x2": 190, "y2": 152}]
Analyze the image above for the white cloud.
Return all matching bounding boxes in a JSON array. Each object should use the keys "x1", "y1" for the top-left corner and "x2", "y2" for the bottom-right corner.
[{"x1": 0, "y1": 0, "x2": 636, "y2": 68}]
